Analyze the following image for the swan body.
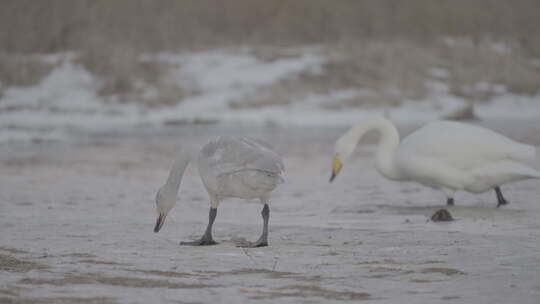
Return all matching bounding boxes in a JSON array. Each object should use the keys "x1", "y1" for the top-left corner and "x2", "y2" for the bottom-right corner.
[
  {"x1": 198, "y1": 136, "x2": 284, "y2": 202},
  {"x1": 331, "y1": 117, "x2": 540, "y2": 206},
  {"x1": 154, "y1": 136, "x2": 284, "y2": 247}
]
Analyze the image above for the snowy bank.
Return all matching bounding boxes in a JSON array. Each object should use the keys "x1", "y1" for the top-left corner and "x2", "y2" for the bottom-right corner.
[{"x1": 1, "y1": 49, "x2": 539, "y2": 143}]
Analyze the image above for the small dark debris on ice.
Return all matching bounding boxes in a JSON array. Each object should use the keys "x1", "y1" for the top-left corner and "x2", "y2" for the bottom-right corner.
[{"x1": 431, "y1": 209, "x2": 454, "y2": 222}]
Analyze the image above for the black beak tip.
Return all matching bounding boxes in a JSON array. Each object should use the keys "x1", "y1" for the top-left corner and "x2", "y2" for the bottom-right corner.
[
  {"x1": 154, "y1": 215, "x2": 163, "y2": 233},
  {"x1": 329, "y1": 172, "x2": 336, "y2": 183}
]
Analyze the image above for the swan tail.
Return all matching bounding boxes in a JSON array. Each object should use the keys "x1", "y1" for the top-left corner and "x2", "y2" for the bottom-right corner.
[
  {"x1": 524, "y1": 168, "x2": 540, "y2": 179},
  {"x1": 514, "y1": 145, "x2": 540, "y2": 179},
  {"x1": 503, "y1": 164, "x2": 540, "y2": 180},
  {"x1": 472, "y1": 162, "x2": 540, "y2": 190},
  {"x1": 510, "y1": 143, "x2": 537, "y2": 163}
]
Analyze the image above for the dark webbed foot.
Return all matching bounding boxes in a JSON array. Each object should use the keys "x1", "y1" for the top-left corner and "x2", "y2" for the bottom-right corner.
[
  {"x1": 181, "y1": 207, "x2": 218, "y2": 246},
  {"x1": 235, "y1": 238, "x2": 268, "y2": 248},
  {"x1": 180, "y1": 237, "x2": 218, "y2": 246},
  {"x1": 497, "y1": 198, "x2": 509, "y2": 208},
  {"x1": 235, "y1": 203, "x2": 270, "y2": 248},
  {"x1": 497, "y1": 199, "x2": 510, "y2": 208},
  {"x1": 446, "y1": 198, "x2": 455, "y2": 206}
]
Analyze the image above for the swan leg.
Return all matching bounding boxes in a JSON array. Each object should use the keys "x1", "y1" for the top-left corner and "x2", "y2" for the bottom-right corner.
[
  {"x1": 236, "y1": 203, "x2": 269, "y2": 248},
  {"x1": 495, "y1": 186, "x2": 509, "y2": 207},
  {"x1": 446, "y1": 198, "x2": 455, "y2": 206},
  {"x1": 180, "y1": 207, "x2": 218, "y2": 246}
]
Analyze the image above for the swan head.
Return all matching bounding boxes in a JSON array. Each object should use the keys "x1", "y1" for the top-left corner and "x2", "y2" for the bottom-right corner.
[
  {"x1": 153, "y1": 187, "x2": 176, "y2": 233},
  {"x1": 330, "y1": 134, "x2": 356, "y2": 182}
]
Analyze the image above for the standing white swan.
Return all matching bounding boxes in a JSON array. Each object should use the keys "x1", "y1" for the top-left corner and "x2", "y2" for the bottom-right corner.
[
  {"x1": 154, "y1": 136, "x2": 284, "y2": 247},
  {"x1": 330, "y1": 117, "x2": 540, "y2": 207}
]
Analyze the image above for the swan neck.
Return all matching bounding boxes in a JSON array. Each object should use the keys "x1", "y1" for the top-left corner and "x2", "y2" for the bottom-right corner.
[
  {"x1": 163, "y1": 152, "x2": 192, "y2": 195},
  {"x1": 352, "y1": 118, "x2": 401, "y2": 180}
]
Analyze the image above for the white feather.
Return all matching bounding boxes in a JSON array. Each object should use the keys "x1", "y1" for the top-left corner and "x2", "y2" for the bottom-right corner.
[{"x1": 334, "y1": 117, "x2": 539, "y2": 202}]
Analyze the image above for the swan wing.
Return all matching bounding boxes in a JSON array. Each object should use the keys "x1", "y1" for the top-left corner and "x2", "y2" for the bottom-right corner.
[
  {"x1": 471, "y1": 160, "x2": 540, "y2": 186},
  {"x1": 399, "y1": 121, "x2": 536, "y2": 170},
  {"x1": 200, "y1": 136, "x2": 284, "y2": 178}
]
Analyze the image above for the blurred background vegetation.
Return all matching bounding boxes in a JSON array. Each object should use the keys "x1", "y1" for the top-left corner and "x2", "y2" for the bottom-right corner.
[
  {"x1": 2, "y1": 0, "x2": 539, "y2": 52},
  {"x1": 1, "y1": 0, "x2": 539, "y2": 110}
]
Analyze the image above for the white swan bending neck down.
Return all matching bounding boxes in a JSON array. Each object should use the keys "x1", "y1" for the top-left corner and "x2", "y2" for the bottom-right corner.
[
  {"x1": 330, "y1": 117, "x2": 540, "y2": 207},
  {"x1": 154, "y1": 136, "x2": 284, "y2": 247}
]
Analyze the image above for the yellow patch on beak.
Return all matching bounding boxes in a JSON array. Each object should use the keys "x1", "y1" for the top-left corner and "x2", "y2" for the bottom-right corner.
[{"x1": 330, "y1": 155, "x2": 343, "y2": 182}]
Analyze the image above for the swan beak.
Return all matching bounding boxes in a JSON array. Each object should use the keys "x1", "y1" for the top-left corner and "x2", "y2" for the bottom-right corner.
[
  {"x1": 154, "y1": 213, "x2": 167, "y2": 233},
  {"x1": 329, "y1": 155, "x2": 343, "y2": 182}
]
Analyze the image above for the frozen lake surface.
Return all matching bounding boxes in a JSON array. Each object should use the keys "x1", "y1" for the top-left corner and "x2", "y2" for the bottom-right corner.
[{"x1": 1, "y1": 121, "x2": 540, "y2": 303}]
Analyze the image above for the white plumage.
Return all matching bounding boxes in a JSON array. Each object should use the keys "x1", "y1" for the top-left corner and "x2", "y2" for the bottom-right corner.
[
  {"x1": 198, "y1": 136, "x2": 284, "y2": 201},
  {"x1": 154, "y1": 136, "x2": 284, "y2": 247},
  {"x1": 331, "y1": 117, "x2": 539, "y2": 206}
]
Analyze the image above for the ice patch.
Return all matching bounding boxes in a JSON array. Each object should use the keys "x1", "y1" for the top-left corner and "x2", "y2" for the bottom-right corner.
[
  {"x1": 476, "y1": 93, "x2": 540, "y2": 118},
  {"x1": 0, "y1": 60, "x2": 143, "y2": 142},
  {"x1": 0, "y1": 61, "x2": 100, "y2": 112},
  {"x1": 146, "y1": 49, "x2": 325, "y2": 116}
]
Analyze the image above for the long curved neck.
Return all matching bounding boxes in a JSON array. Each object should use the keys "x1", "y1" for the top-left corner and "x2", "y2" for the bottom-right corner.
[
  {"x1": 348, "y1": 118, "x2": 401, "y2": 180},
  {"x1": 162, "y1": 148, "x2": 196, "y2": 197}
]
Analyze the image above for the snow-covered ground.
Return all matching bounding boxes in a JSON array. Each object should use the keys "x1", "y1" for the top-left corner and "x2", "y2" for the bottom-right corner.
[
  {"x1": 1, "y1": 122, "x2": 540, "y2": 303},
  {"x1": 1, "y1": 48, "x2": 540, "y2": 144}
]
